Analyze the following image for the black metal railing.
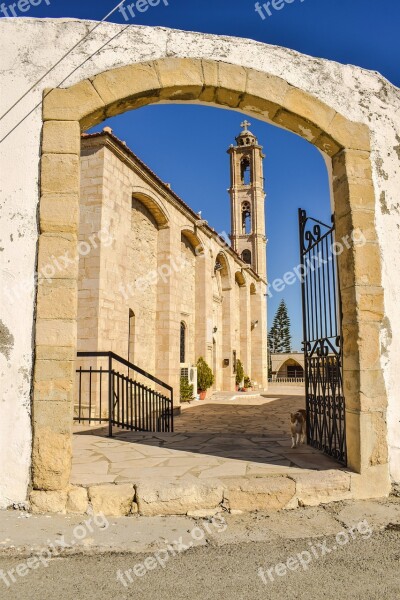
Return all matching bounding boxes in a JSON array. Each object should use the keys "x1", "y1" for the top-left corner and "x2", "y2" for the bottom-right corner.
[
  {"x1": 74, "y1": 352, "x2": 173, "y2": 435},
  {"x1": 298, "y1": 209, "x2": 347, "y2": 466}
]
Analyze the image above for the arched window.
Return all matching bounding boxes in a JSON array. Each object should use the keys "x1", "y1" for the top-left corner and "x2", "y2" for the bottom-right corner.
[
  {"x1": 242, "y1": 201, "x2": 251, "y2": 234},
  {"x1": 180, "y1": 322, "x2": 186, "y2": 364},
  {"x1": 242, "y1": 249, "x2": 252, "y2": 265},
  {"x1": 240, "y1": 157, "x2": 251, "y2": 185}
]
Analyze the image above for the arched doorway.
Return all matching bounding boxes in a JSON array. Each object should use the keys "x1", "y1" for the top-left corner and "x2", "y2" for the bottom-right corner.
[{"x1": 33, "y1": 55, "x2": 387, "y2": 494}]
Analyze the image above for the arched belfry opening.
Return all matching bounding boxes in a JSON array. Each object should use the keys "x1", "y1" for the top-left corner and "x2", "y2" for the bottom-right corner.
[
  {"x1": 241, "y1": 157, "x2": 251, "y2": 185},
  {"x1": 242, "y1": 201, "x2": 252, "y2": 234}
]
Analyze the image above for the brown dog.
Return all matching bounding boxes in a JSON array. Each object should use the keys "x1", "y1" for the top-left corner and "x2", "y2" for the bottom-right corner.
[{"x1": 290, "y1": 409, "x2": 307, "y2": 448}]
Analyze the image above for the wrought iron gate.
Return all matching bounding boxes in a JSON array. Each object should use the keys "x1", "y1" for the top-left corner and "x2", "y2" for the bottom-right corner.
[{"x1": 298, "y1": 209, "x2": 347, "y2": 465}]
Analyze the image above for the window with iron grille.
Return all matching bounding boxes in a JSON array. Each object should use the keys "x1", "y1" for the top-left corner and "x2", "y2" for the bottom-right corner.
[{"x1": 180, "y1": 322, "x2": 186, "y2": 364}]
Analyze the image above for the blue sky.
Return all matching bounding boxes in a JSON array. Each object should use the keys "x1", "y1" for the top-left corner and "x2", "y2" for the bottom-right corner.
[{"x1": 7, "y1": 0, "x2": 398, "y2": 350}]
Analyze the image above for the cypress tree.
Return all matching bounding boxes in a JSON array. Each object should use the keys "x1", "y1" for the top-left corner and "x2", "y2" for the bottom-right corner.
[{"x1": 268, "y1": 300, "x2": 292, "y2": 353}]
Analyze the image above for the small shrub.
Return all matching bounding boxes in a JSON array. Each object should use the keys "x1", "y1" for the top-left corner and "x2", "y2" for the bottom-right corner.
[
  {"x1": 197, "y1": 357, "x2": 214, "y2": 391},
  {"x1": 180, "y1": 377, "x2": 194, "y2": 403},
  {"x1": 244, "y1": 375, "x2": 252, "y2": 388},
  {"x1": 235, "y1": 359, "x2": 244, "y2": 386}
]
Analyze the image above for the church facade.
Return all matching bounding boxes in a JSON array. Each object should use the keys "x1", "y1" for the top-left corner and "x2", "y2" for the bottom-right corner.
[{"x1": 77, "y1": 123, "x2": 269, "y2": 400}]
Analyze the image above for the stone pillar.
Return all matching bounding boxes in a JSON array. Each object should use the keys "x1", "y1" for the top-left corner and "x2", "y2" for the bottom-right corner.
[
  {"x1": 333, "y1": 148, "x2": 388, "y2": 481},
  {"x1": 240, "y1": 279, "x2": 252, "y2": 377},
  {"x1": 222, "y1": 286, "x2": 235, "y2": 391},
  {"x1": 155, "y1": 226, "x2": 180, "y2": 404},
  {"x1": 250, "y1": 282, "x2": 268, "y2": 390},
  {"x1": 33, "y1": 120, "x2": 81, "y2": 491},
  {"x1": 195, "y1": 249, "x2": 213, "y2": 364}
]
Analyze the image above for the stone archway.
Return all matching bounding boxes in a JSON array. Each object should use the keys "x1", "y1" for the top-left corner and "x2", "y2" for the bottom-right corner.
[{"x1": 33, "y1": 56, "x2": 389, "y2": 497}]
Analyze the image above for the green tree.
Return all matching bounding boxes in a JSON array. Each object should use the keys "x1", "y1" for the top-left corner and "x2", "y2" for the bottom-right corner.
[
  {"x1": 196, "y1": 357, "x2": 214, "y2": 391},
  {"x1": 180, "y1": 377, "x2": 194, "y2": 403},
  {"x1": 235, "y1": 359, "x2": 244, "y2": 386},
  {"x1": 268, "y1": 300, "x2": 292, "y2": 354}
]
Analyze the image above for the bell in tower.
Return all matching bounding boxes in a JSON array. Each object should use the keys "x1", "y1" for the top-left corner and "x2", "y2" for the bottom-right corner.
[{"x1": 227, "y1": 121, "x2": 267, "y2": 279}]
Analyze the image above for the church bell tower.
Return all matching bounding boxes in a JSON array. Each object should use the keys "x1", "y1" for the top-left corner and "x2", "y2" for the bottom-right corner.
[{"x1": 228, "y1": 121, "x2": 267, "y2": 279}]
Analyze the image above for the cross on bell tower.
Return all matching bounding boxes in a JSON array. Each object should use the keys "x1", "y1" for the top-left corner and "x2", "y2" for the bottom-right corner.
[{"x1": 227, "y1": 121, "x2": 267, "y2": 278}]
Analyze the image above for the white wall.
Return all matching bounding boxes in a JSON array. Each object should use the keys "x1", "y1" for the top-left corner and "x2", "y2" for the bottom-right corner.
[{"x1": 0, "y1": 18, "x2": 400, "y2": 506}]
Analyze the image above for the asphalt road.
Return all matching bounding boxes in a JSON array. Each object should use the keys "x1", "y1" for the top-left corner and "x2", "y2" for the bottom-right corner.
[{"x1": 1, "y1": 527, "x2": 399, "y2": 600}]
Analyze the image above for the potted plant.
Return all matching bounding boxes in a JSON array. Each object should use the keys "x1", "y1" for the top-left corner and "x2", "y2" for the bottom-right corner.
[
  {"x1": 197, "y1": 357, "x2": 214, "y2": 400},
  {"x1": 244, "y1": 375, "x2": 252, "y2": 391},
  {"x1": 235, "y1": 359, "x2": 244, "y2": 391},
  {"x1": 180, "y1": 377, "x2": 194, "y2": 403}
]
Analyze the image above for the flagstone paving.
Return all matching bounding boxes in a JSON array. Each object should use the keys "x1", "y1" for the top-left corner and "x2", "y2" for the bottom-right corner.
[{"x1": 71, "y1": 387, "x2": 342, "y2": 486}]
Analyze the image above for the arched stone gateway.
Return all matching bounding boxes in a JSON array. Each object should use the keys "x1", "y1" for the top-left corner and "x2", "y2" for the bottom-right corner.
[
  {"x1": 271, "y1": 353, "x2": 305, "y2": 381},
  {"x1": 1, "y1": 20, "x2": 399, "y2": 508}
]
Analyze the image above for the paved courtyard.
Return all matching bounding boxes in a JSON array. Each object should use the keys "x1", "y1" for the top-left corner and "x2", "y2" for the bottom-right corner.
[{"x1": 71, "y1": 385, "x2": 342, "y2": 487}]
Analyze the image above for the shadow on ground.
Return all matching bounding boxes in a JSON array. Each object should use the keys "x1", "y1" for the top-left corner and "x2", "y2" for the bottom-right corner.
[{"x1": 72, "y1": 395, "x2": 341, "y2": 484}]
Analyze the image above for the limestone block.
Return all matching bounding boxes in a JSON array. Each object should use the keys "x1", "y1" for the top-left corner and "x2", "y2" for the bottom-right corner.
[
  {"x1": 342, "y1": 322, "x2": 381, "y2": 371},
  {"x1": 246, "y1": 69, "x2": 289, "y2": 107},
  {"x1": 34, "y1": 359, "x2": 75, "y2": 391},
  {"x1": 36, "y1": 280, "x2": 78, "y2": 320},
  {"x1": 292, "y1": 470, "x2": 352, "y2": 506},
  {"x1": 42, "y1": 121, "x2": 81, "y2": 155},
  {"x1": 89, "y1": 484, "x2": 135, "y2": 516},
  {"x1": 216, "y1": 63, "x2": 247, "y2": 108},
  {"x1": 136, "y1": 480, "x2": 224, "y2": 516},
  {"x1": 37, "y1": 233, "x2": 78, "y2": 280},
  {"x1": 333, "y1": 180, "x2": 376, "y2": 218},
  {"x1": 353, "y1": 243, "x2": 382, "y2": 287},
  {"x1": 156, "y1": 57, "x2": 203, "y2": 101},
  {"x1": 199, "y1": 60, "x2": 218, "y2": 102},
  {"x1": 346, "y1": 410, "x2": 362, "y2": 473},
  {"x1": 273, "y1": 110, "x2": 322, "y2": 142},
  {"x1": 36, "y1": 345, "x2": 76, "y2": 361},
  {"x1": 33, "y1": 401, "x2": 73, "y2": 434},
  {"x1": 67, "y1": 486, "x2": 89, "y2": 514},
  {"x1": 40, "y1": 194, "x2": 80, "y2": 234},
  {"x1": 32, "y1": 429, "x2": 71, "y2": 491},
  {"x1": 30, "y1": 490, "x2": 68, "y2": 514},
  {"x1": 314, "y1": 133, "x2": 342, "y2": 157},
  {"x1": 343, "y1": 368, "x2": 387, "y2": 412},
  {"x1": 341, "y1": 286, "x2": 384, "y2": 325},
  {"x1": 370, "y1": 411, "x2": 389, "y2": 466},
  {"x1": 43, "y1": 80, "x2": 105, "y2": 128},
  {"x1": 34, "y1": 380, "x2": 74, "y2": 403},
  {"x1": 41, "y1": 153, "x2": 80, "y2": 195},
  {"x1": 333, "y1": 149, "x2": 373, "y2": 182},
  {"x1": 337, "y1": 246, "x2": 356, "y2": 291},
  {"x1": 239, "y1": 94, "x2": 280, "y2": 122},
  {"x1": 223, "y1": 477, "x2": 295, "y2": 512},
  {"x1": 327, "y1": 113, "x2": 371, "y2": 152},
  {"x1": 350, "y1": 465, "x2": 391, "y2": 500},
  {"x1": 335, "y1": 209, "x2": 378, "y2": 245},
  {"x1": 284, "y1": 88, "x2": 336, "y2": 131},
  {"x1": 35, "y1": 318, "x2": 77, "y2": 348},
  {"x1": 92, "y1": 62, "x2": 160, "y2": 107}
]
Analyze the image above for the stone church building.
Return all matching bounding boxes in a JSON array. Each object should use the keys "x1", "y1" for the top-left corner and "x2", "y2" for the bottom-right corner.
[{"x1": 78, "y1": 121, "x2": 268, "y2": 399}]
